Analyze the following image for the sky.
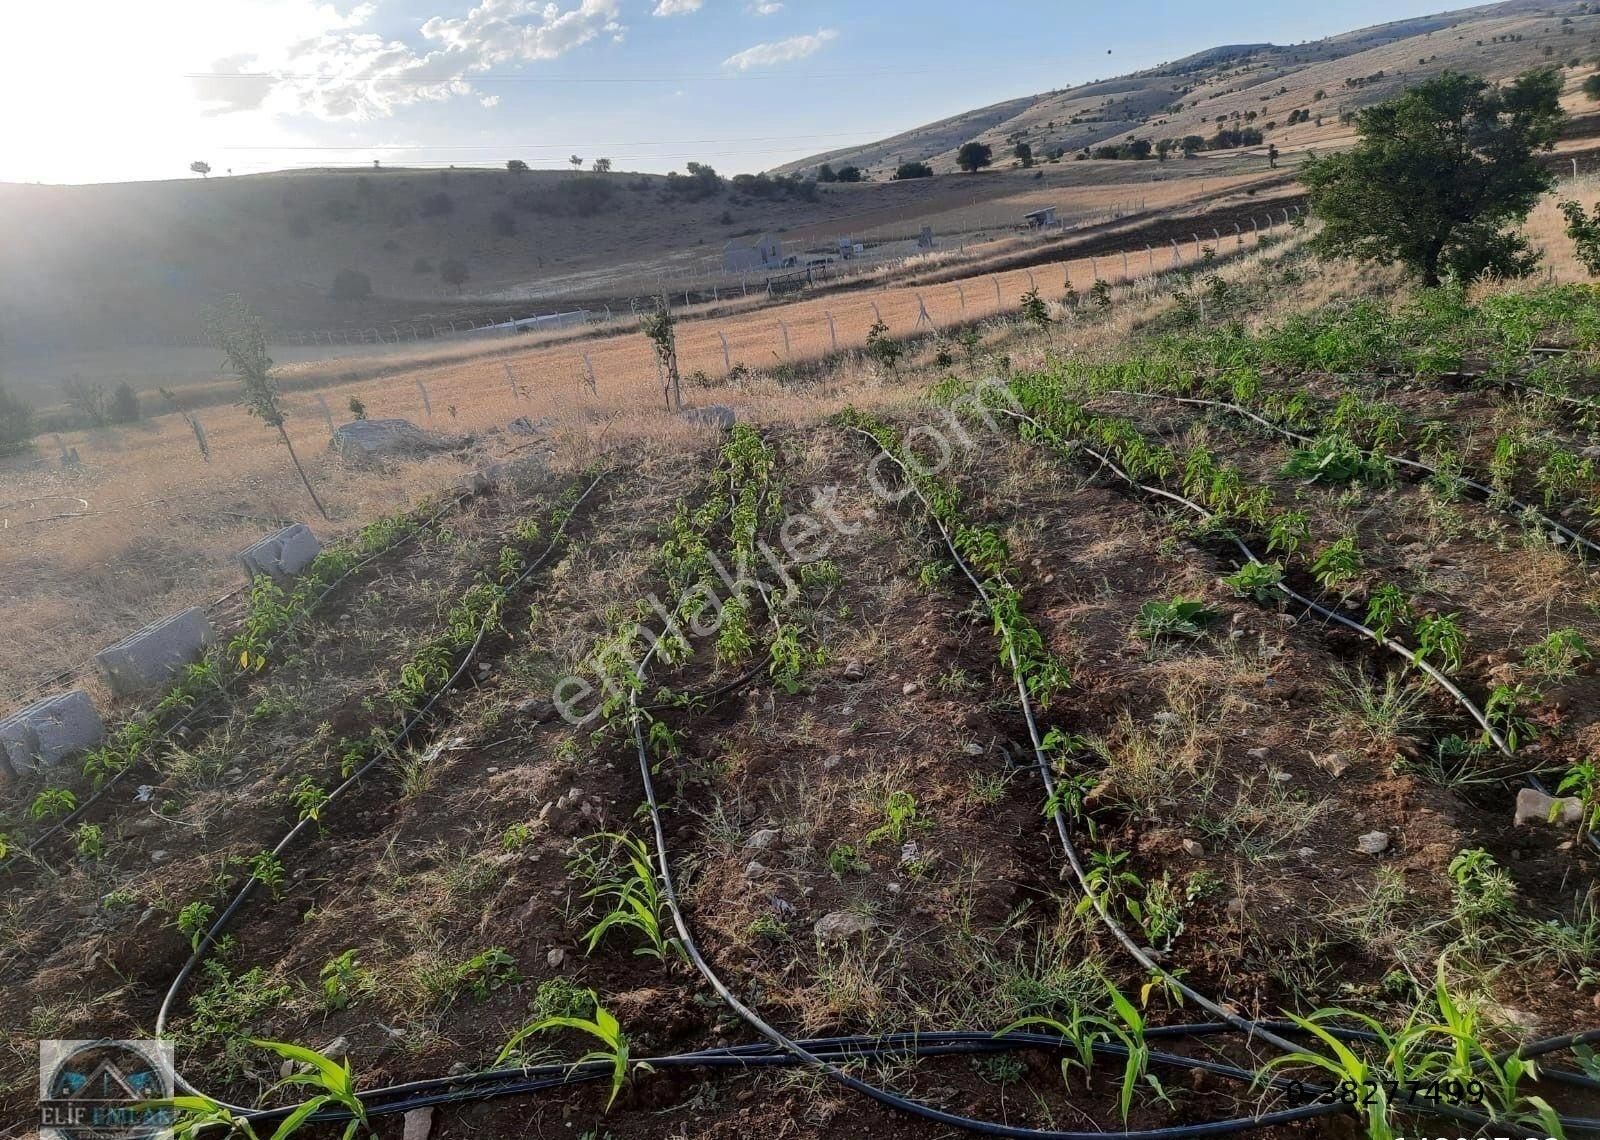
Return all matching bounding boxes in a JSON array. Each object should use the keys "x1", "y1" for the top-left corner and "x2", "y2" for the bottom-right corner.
[{"x1": 0, "y1": 0, "x2": 1472, "y2": 185}]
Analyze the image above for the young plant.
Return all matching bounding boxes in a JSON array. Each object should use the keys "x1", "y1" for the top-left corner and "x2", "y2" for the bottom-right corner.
[
  {"x1": 254, "y1": 1038, "x2": 372, "y2": 1139},
  {"x1": 29, "y1": 787, "x2": 76, "y2": 822},
  {"x1": 289, "y1": 778, "x2": 330, "y2": 828},
  {"x1": 1283, "y1": 435, "x2": 1391, "y2": 486},
  {"x1": 865, "y1": 319, "x2": 903, "y2": 372},
  {"x1": 1134, "y1": 598, "x2": 1218, "y2": 642},
  {"x1": 319, "y1": 950, "x2": 370, "y2": 1011},
  {"x1": 455, "y1": 947, "x2": 519, "y2": 1000},
  {"x1": 1364, "y1": 584, "x2": 1413, "y2": 644},
  {"x1": 570, "y1": 833, "x2": 680, "y2": 961},
  {"x1": 1483, "y1": 683, "x2": 1537, "y2": 751},
  {"x1": 74, "y1": 823, "x2": 106, "y2": 861},
  {"x1": 175, "y1": 901, "x2": 216, "y2": 951},
  {"x1": 1555, "y1": 758, "x2": 1600, "y2": 838},
  {"x1": 1267, "y1": 510, "x2": 1311, "y2": 559},
  {"x1": 1413, "y1": 612, "x2": 1466, "y2": 675},
  {"x1": 495, "y1": 993, "x2": 642, "y2": 1111},
  {"x1": 864, "y1": 790, "x2": 921, "y2": 847},
  {"x1": 248, "y1": 851, "x2": 286, "y2": 900},
  {"x1": 1020, "y1": 288, "x2": 1051, "y2": 328},
  {"x1": 1310, "y1": 536, "x2": 1363, "y2": 597},
  {"x1": 1222, "y1": 560, "x2": 1284, "y2": 602},
  {"x1": 1523, "y1": 627, "x2": 1592, "y2": 682}
]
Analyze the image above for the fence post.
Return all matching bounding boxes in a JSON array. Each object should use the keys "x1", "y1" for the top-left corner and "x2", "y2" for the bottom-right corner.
[
  {"x1": 1121, "y1": 250, "x2": 1129, "y2": 279},
  {"x1": 1171, "y1": 238, "x2": 1181, "y2": 266},
  {"x1": 719, "y1": 331, "x2": 731, "y2": 371},
  {"x1": 915, "y1": 293, "x2": 933, "y2": 329},
  {"x1": 991, "y1": 276, "x2": 1001, "y2": 309},
  {"x1": 504, "y1": 361, "x2": 520, "y2": 400},
  {"x1": 778, "y1": 320, "x2": 791, "y2": 358},
  {"x1": 826, "y1": 311, "x2": 838, "y2": 353},
  {"x1": 956, "y1": 282, "x2": 966, "y2": 314},
  {"x1": 1147, "y1": 245, "x2": 1155, "y2": 275},
  {"x1": 582, "y1": 353, "x2": 597, "y2": 395},
  {"x1": 416, "y1": 380, "x2": 433, "y2": 419},
  {"x1": 870, "y1": 300, "x2": 883, "y2": 326}
]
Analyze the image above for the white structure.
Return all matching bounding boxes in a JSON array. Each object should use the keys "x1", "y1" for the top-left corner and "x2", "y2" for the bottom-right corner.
[{"x1": 723, "y1": 233, "x2": 784, "y2": 273}]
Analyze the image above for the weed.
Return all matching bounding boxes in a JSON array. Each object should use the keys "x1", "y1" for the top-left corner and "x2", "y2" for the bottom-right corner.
[
  {"x1": 1523, "y1": 627, "x2": 1592, "y2": 681},
  {"x1": 320, "y1": 950, "x2": 371, "y2": 1011},
  {"x1": 530, "y1": 977, "x2": 595, "y2": 1021},
  {"x1": 864, "y1": 791, "x2": 923, "y2": 847},
  {"x1": 827, "y1": 842, "x2": 867, "y2": 875},
  {"x1": 455, "y1": 947, "x2": 520, "y2": 1000},
  {"x1": 501, "y1": 821, "x2": 535, "y2": 852},
  {"x1": 1283, "y1": 435, "x2": 1392, "y2": 486}
]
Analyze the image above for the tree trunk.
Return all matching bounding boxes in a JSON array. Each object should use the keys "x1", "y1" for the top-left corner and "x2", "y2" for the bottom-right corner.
[{"x1": 277, "y1": 424, "x2": 330, "y2": 520}]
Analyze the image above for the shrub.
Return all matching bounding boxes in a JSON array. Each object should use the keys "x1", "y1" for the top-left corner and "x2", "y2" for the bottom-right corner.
[
  {"x1": 439, "y1": 258, "x2": 469, "y2": 292},
  {"x1": 894, "y1": 161, "x2": 933, "y2": 180},
  {"x1": 109, "y1": 382, "x2": 140, "y2": 424},
  {"x1": 956, "y1": 141, "x2": 993, "y2": 172},
  {"x1": 0, "y1": 381, "x2": 35, "y2": 455},
  {"x1": 490, "y1": 209, "x2": 517, "y2": 237},
  {"x1": 506, "y1": 158, "x2": 529, "y2": 173},
  {"x1": 329, "y1": 268, "x2": 372, "y2": 303}
]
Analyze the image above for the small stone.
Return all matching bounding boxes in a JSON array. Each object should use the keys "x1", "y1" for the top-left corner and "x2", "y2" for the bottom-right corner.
[
  {"x1": 1269, "y1": 770, "x2": 1291, "y2": 784},
  {"x1": 899, "y1": 841, "x2": 921, "y2": 867},
  {"x1": 515, "y1": 697, "x2": 557, "y2": 722},
  {"x1": 770, "y1": 897, "x2": 796, "y2": 920},
  {"x1": 223, "y1": 767, "x2": 243, "y2": 779},
  {"x1": 320, "y1": 1036, "x2": 349, "y2": 1060},
  {"x1": 824, "y1": 753, "x2": 843, "y2": 770},
  {"x1": 403, "y1": 1106, "x2": 434, "y2": 1140},
  {"x1": 814, "y1": 911, "x2": 876, "y2": 943},
  {"x1": 1246, "y1": 747, "x2": 1269, "y2": 761},
  {"x1": 1298, "y1": 847, "x2": 1315, "y2": 860},
  {"x1": 1153, "y1": 711, "x2": 1181, "y2": 727},
  {"x1": 134, "y1": 784, "x2": 156, "y2": 802},
  {"x1": 1356, "y1": 831, "x2": 1390, "y2": 855},
  {"x1": 885, "y1": 880, "x2": 902, "y2": 895},
  {"x1": 1225, "y1": 897, "x2": 1246, "y2": 917},
  {"x1": 744, "y1": 860, "x2": 768, "y2": 880},
  {"x1": 1514, "y1": 787, "x2": 1584, "y2": 827},
  {"x1": 843, "y1": 660, "x2": 866, "y2": 681},
  {"x1": 150, "y1": 850, "x2": 169, "y2": 863},
  {"x1": 1316, "y1": 753, "x2": 1352, "y2": 778},
  {"x1": 745, "y1": 828, "x2": 781, "y2": 850},
  {"x1": 902, "y1": 681, "x2": 920, "y2": 696},
  {"x1": 546, "y1": 948, "x2": 565, "y2": 970},
  {"x1": 1181, "y1": 839, "x2": 1205, "y2": 857},
  {"x1": 963, "y1": 742, "x2": 984, "y2": 756}
]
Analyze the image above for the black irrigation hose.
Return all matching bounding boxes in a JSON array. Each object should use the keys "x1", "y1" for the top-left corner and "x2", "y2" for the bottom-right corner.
[
  {"x1": 4, "y1": 491, "x2": 477, "y2": 870},
  {"x1": 154, "y1": 472, "x2": 609, "y2": 1108},
  {"x1": 1079, "y1": 391, "x2": 1600, "y2": 858}
]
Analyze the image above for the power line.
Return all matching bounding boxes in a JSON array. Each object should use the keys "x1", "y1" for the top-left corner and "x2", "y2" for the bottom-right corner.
[
  {"x1": 218, "y1": 132, "x2": 873, "y2": 150},
  {"x1": 183, "y1": 65, "x2": 999, "y2": 83}
]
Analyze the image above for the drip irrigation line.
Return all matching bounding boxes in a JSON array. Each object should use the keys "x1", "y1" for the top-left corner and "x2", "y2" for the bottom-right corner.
[
  {"x1": 3, "y1": 490, "x2": 477, "y2": 871},
  {"x1": 153, "y1": 472, "x2": 609, "y2": 1109},
  {"x1": 1066, "y1": 392, "x2": 1600, "y2": 856}
]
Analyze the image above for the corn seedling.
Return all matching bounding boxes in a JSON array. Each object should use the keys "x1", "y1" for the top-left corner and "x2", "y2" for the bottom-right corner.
[
  {"x1": 495, "y1": 993, "x2": 642, "y2": 1110},
  {"x1": 571, "y1": 833, "x2": 680, "y2": 960},
  {"x1": 255, "y1": 1038, "x2": 372, "y2": 1139}
]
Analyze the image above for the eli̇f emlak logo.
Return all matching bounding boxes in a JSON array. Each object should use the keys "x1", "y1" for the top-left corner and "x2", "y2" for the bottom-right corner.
[{"x1": 40, "y1": 1040, "x2": 175, "y2": 1140}]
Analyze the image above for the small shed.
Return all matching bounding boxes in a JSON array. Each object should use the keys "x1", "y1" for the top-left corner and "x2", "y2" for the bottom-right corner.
[
  {"x1": 723, "y1": 233, "x2": 784, "y2": 273},
  {"x1": 1023, "y1": 206, "x2": 1059, "y2": 228}
]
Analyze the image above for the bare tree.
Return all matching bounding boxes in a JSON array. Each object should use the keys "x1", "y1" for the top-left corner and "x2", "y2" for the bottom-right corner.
[{"x1": 204, "y1": 294, "x2": 328, "y2": 518}]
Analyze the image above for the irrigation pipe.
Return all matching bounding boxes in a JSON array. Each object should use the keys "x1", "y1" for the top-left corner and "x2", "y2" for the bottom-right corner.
[
  {"x1": 3, "y1": 490, "x2": 479, "y2": 870},
  {"x1": 154, "y1": 471, "x2": 609, "y2": 1107}
]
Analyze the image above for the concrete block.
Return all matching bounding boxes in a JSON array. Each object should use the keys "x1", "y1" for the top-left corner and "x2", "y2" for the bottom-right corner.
[
  {"x1": 239, "y1": 524, "x2": 321, "y2": 583},
  {"x1": 682, "y1": 404, "x2": 736, "y2": 431},
  {"x1": 95, "y1": 608, "x2": 215, "y2": 697},
  {"x1": 0, "y1": 690, "x2": 105, "y2": 772}
]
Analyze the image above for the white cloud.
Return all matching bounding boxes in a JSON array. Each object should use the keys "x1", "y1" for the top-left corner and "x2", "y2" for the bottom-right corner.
[
  {"x1": 722, "y1": 27, "x2": 836, "y2": 70},
  {"x1": 747, "y1": 1, "x2": 782, "y2": 13},
  {"x1": 479, "y1": 93, "x2": 502, "y2": 107},
  {"x1": 652, "y1": 0, "x2": 703, "y2": 14},
  {"x1": 195, "y1": 0, "x2": 624, "y2": 121}
]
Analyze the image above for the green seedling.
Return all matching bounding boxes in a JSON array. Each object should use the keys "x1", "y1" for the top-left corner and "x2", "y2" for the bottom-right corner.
[{"x1": 495, "y1": 993, "x2": 643, "y2": 1111}]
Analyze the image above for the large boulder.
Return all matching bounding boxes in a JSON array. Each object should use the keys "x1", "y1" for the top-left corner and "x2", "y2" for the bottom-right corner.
[{"x1": 330, "y1": 419, "x2": 455, "y2": 465}]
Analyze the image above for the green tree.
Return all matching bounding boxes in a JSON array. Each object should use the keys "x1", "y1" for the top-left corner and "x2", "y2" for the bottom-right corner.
[
  {"x1": 834, "y1": 165, "x2": 864, "y2": 183},
  {"x1": 956, "y1": 141, "x2": 994, "y2": 172},
  {"x1": 439, "y1": 258, "x2": 469, "y2": 292},
  {"x1": 0, "y1": 380, "x2": 34, "y2": 456},
  {"x1": 1014, "y1": 141, "x2": 1034, "y2": 168},
  {"x1": 189, "y1": 160, "x2": 210, "y2": 178},
  {"x1": 506, "y1": 159, "x2": 529, "y2": 173},
  {"x1": 817, "y1": 163, "x2": 837, "y2": 183},
  {"x1": 894, "y1": 161, "x2": 933, "y2": 180},
  {"x1": 205, "y1": 294, "x2": 328, "y2": 519},
  {"x1": 1586, "y1": 73, "x2": 1600, "y2": 101},
  {"x1": 1560, "y1": 198, "x2": 1600, "y2": 274},
  {"x1": 1301, "y1": 69, "x2": 1563, "y2": 286},
  {"x1": 109, "y1": 382, "x2": 140, "y2": 424}
]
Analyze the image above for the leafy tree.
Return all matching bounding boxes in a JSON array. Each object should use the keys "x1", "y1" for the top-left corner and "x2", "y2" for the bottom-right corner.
[
  {"x1": 1302, "y1": 69, "x2": 1563, "y2": 286},
  {"x1": 329, "y1": 268, "x2": 372, "y2": 303},
  {"x1": 569, "y1": 154, "x2": 583, "y2": 173},
  {"x1": 109, "y1": 382, "x2": 140, "y2": 424},
  {"x1": 204, "y1": 294, "x2": 328, "y2": 519},
  {"x1": 189, "y1": 160, "x2": 211, "y2": 178},
  {"x1": 956, "y1": 141, "x2": 994, "y2": 172},
  {"x1": 1586, "y1": 73, "x2": 1600, "y2": 101},
  {"x1": 641, "y1": 299, "x2": 682, "y2": 412},
  {"x1": 1014, "y1": 142, "x2": 1034, "y2": 168},
  {"x1": 1560, "y1": 198, "x2": 1600, "y2": 274},
  {"x1": 592, "y1": 157, "x2": 612, "y2": 173},
  {"x1": 506, "y1": 159, "x2": 529, "y2": 173},
  {"x1": 440, "y1": 258, "x2": 469, "y2": 292},
  {"x1": 894, "y1": 161, "x2": 933, "y2": 180},
  {"x1": 0, "y1": 380, "x2": 34, "y2": 456},
  {"x1": 834, "y1": 165, "x2": 864, "y2": 183},
  {"x1": 1180, "y1": 135, "x2": 1205, "y2": 156}
]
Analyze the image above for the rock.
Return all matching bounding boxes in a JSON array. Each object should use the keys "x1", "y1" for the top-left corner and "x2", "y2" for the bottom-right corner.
[
  {"x1": 403, "y1": 1107, "x2": 434, "y2": 1140},
  {"x1": 814, "y1": 911, "x2": 876, "y2": 943},
  {"x1": 1224, "y1": 897, "x2": 1246, "y2": 918},
  {"x1": 238, "y1": 524, "x2": 321, "y2": 584},
  {"x1": 899, "y1": 841, "x2": 921, "y2": 867},
  {"x1": 320, "y1": 1036, "x2": 349, "y2": 1060},
  {"x1": 682, "y1": 404, "x2": 736, "y2": 431},
  {"x1": 842, "y1": 659, "x2": 867, "y2": 681},
  {"x1": 963, "y1": 742, "x2": 984, "y2": 756},
  {"x1": 824, "y1": 753, "x2": 843, "y2": 770},
  {"x1": 1181, "y1": 839, "x2": 1205, "y2": 857},
  {"x1": 150, "y1": 850, "x2": 169, "y2": 863},
  {"x1": 1153, "y1": 711, "x2": 1181, "y2": 727},
  {"x1": 1297, "y1": 847, "x2": 1316, "y2": 860},
  {"x1": 516, "y1": 697, "x2": 557, "y2": 722},
  {"x1": 1583, "y1": 445, "x2": 1600, "y2": 461},
  {"x1": 745, "y1": 828, "x2": 781, "y2": 850},
  {"x1": 744, "y1": 860, "x2": 768, "y2": 880},
  {"x1": 901, "y1": 681, "x2": 920, "y2": 696},
  {"x1": 1246, "y1": 747, "x2": 1269, "y2": 761},
  {"x1": 770, "y1": 897, "x2": 796, "y2": 921},
  {"x1": 546, "y1": 948, "x2": 565, "y2": 970},
  {"x1": 1316, "y1": 753, "x2": 1352, "y2": 778},
  {"x1": 1515, "y1": 787, "x2": 1584, "y2": 827},
  {"x1": 1356, "y1": 831, "x2": 1390, "y2": 855},
  {"x1": 330, "y1": 419, "x2": 457, "y2": 465}
]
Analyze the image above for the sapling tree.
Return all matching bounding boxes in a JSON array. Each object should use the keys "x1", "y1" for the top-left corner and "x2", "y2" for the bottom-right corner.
[
  {"x1": 641, "y1": 297, "x2": 682, "y2": 412},
  {"x1": 205, "y1": 294, "x2": 328, "y2": 518}
]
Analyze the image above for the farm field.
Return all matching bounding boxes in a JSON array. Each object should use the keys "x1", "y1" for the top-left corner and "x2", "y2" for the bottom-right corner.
[
  {"x1": 0, "y1": 209, "x2": 1300, "y2": 708},
  {"x1": 7, "y1": 236, "x2": 1600, "y2": 1139}
]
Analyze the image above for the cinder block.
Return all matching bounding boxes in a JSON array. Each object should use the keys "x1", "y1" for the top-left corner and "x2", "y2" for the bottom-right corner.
[
  {"x1": 95, "y1": 608, "x2": 215, "y2": 697},
  {"x1": 239, "y1": 524, "x2": 321, "y2": 583},
  {"x1": 0, "y1": 690, "x2": 105, "y2": 772}
]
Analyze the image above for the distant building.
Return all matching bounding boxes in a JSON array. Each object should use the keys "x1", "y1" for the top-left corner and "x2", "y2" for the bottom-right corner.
[
  {"x1": 1023, "y1": 206, "x2": 1059, "y2": 228},
  {"x1": 723, "y1": 233, "x2": 784, "y2": 273}
]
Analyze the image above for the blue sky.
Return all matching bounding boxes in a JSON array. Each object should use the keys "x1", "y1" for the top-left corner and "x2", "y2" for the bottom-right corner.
[{"x1": 2, "y1": 0, "x2": 1471, "y2": 184}]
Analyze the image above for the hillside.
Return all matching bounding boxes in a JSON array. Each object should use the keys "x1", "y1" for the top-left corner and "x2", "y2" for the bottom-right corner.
[{"x1": 776, "y1": 0, "x2": 1598, "y2": 177}]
